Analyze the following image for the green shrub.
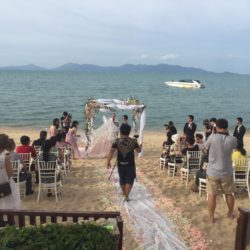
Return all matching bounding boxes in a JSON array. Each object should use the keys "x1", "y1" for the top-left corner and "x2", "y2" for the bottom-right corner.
[{"x1": 0, "y1": 223, "x2": 117, "y2": 250}]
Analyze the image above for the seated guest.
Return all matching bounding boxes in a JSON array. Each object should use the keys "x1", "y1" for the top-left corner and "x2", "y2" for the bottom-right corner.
[
  {"x1": 181, "y1": 136, "x2": 200, "y2": 156},
  {"x1": 7, "y1": 139, "x2": 34, "y2": 195},
  {"x1": 192, "y1": 161, "x2": 208, "y2": 192},
  {"x1": 16, "y1": 136, "x2": 37, "y2": 160},
  {"x1": 49, "y1": 118, "x2": 60, "y2": 137},
  {"x1": 232, "y1": 140, "x2": 247, "y2": 169},
  {"x1": 162, "y1": 125, "x2": 174, "y2": 148},
  {"x1": 55, "y1": 133, "x2": 68, "y2": 149},
  {"x1": 168, "y1": 121, "x2": 177, "y2": 135},
  {"x1": 195, "y1": 133, "x2": 204, "y2": 150},
  {"x1": 32, "y1": 131, "x2": 47, "y2": 148},
  {"x1": 38, "y1": 138, "x2": 61, "y2": 197}
]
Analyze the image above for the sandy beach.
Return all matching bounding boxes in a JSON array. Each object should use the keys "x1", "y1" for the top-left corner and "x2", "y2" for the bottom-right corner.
[{"x1": 1, "y1": 127, "x2": 250, "y2": 249}]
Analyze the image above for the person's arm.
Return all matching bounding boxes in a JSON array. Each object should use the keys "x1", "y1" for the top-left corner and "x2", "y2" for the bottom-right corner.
[
  {"x1": 5, "y1": 153, "x2": 13, "y2": 178},
  {"x1": 107, "y1": 148, "x2": 116, "y2": 169},
  {"x1": 31, "y1": 147, "x2": 37, "y2": 158},
  {"x1": 239, "y1": 126, "x2": 246, "y2": 138},
  {"x1": 192, "y1": 123, "x2": 197, "y2": 134}
]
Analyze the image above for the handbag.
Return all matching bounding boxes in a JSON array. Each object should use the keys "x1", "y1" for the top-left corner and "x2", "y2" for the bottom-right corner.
[{"x1": 0, "y1": 182, "x2": 11, "y2": 198}]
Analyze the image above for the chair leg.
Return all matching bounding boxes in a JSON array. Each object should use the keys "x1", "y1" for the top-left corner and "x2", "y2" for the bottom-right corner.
[
  {"x1": 37, "y1": 187, "x2": 41, "y2": 203},
  {"x1": 55, "y1": 186, "x2": 58, "y2": 202}
]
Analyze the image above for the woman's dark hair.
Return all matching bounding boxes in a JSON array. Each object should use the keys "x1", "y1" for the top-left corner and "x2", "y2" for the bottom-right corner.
[
  {"x1": 120, "y1": 124, "x2": 131, "y2": 136},
  {"x1": 210, "y1": 117, "x2": 217, "y2": 123},
  {"x1": 71, "y1": 121, "x2": 79, "y2": 128},
  {"x1": 56, "y1": 133, "x2": 64, "y2": 142},
  {"x1": 42, "y1": 137, "x2": 57, "y2": 162},
  {"x1": 186, "y1": 136, "x2": 195, "y2": 146},
  {"x1": 63, "y1": 111, "x2": 68, "y2": 117},
  {"x1": 168, "y1": 121, "x2": 174, "y2": 127},
  {"x1": 195, "y1": 133, "x2": 203, "y2": 140},
  {"x1": 0, "y1": 134, "x2": 10, "y2": 151},
  {"x1": 53, "y1": 118, "x2": 60, "y2": 129},
  {"x1": 20, "y1": 135, "x2": 30, "y2": 145},
  {"x1": 7, "y1": 138, "x2": 16, "y2": 151},
  {"x1": 237, "y1": 140, "x2": 246, "y2": 156},
  {"x1": 40, "y1": 131, "x2": 47, "y2": 140}
]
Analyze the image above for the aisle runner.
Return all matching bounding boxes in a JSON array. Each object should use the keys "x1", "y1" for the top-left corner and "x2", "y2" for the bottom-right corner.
[{"x1": 111, "y1": 170, "x2": 187, "y2": 250}]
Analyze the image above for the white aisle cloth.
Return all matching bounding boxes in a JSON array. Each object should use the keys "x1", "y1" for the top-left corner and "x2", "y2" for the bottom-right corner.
[{"x1": 112, "y1": 169, "x2": 187, "y2": 250}]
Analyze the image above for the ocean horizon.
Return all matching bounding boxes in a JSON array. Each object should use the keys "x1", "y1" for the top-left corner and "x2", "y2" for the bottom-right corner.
[{"x1": 0, "y1": 70, "x2": 250, "y2": 131}]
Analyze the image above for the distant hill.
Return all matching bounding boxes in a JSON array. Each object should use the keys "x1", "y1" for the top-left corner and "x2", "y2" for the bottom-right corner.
[
  {"x1": 0, "y1": 64, "x2": 47, "y2": 71},
  {"x1": 0, "y1": 63, "x2": 243, "y2": 75},
  {"x1": 52, "y1": 63, "x2": 210, "y2": 74}
]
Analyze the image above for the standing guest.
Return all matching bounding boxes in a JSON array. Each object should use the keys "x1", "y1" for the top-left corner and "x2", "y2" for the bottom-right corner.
[
  {"x1": 32, "y1": 131, "x2": 47, "y2": 148},
  {"x1": 107, "y1": 124, "x2": 142, "y2": 202},
  {"x1": 122, "y1": 115, "x2": 128, "y2": 124},
  {"x1": 183, "y1": 115, "x2": 197, "y2": 140},
  {"x1": 66, "y1": 121, "x2": 81, "y2": 159},
  {"x1": 233, "y1": 117, "x2": 246, "y2": 145},
  {"x1": 61, "y1": 111, "x2": 71, "y2": 134},
  {"x1": 0, "y1": 134, "x2": 21, "y2": 209},
  {"x1": 7, "y1": 139, "x2": 34, "y2": 195},
  {"x1": 49, "y1": 118, "x2": 60, "y2": 137},
  {"x1": 204, "y1": 119, "x2": 237, "y2": 223},
  {"x1": 209, "y1": 118, "x2": 217, "y2": 134},
  {"x1": 203, "y1": 119, "x2": 212, "y2": 140},
  {"x1": 168, "y1": 121, "x2": 177, "y2": 135}
]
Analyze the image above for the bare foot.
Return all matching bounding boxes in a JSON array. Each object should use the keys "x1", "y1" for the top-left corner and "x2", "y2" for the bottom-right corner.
[
  {"x1": 203, "y1": 215, "x2": 215, "y2": 224},
  {"x1": 227, "y1": 212, "x2": 236, "y2": 220}
]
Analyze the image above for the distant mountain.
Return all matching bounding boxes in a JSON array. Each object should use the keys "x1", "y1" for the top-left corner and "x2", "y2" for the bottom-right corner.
[
  {"x1": 52, "y1": 63, "x2": 210, "y2": 74},
  {"x1": 0, "y1": 63, "x2": 243, "y2": 75},
  {"x1": 0, "y1": 64, "x2": 46, "y2": 71}
]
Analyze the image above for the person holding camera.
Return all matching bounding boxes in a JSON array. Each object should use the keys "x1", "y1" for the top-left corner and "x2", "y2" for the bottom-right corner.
[{"x1": 107, "y1": 124, "x2": 142, "y2": 202}]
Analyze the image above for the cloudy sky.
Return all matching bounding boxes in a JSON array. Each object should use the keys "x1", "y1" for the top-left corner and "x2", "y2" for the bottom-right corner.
[{"x1": 0, "y1": 0, "x2": 250, "y2": 73}]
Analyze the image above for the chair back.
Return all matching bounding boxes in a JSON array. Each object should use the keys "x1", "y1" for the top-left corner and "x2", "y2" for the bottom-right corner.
[
  {"x1": 19, "y1": 153, "x2": 32, "y2": 168},
  {"x1": 37, "y1": 160, "x2": 58, "y2": 183},
  {"x1": 233, "y1": 159, "x2": 249, "y2": 181},
  {"x1": 186, "y1": 151, "x2": 201, "y2": 171},
  {"x1": 34, "y1": 146, "x2": 42, "y2": 156},
  {"x1": 11, "y1": 160, "x2": 21, "y2": 183}
]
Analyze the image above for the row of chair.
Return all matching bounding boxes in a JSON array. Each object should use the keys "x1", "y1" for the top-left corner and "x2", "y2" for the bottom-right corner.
[
  {"x1": 11, "y1": 145, "x2": 72, "y2": 202},
  {"x1": 160, "y1": 151, "x2": 250, "y2": 199}
]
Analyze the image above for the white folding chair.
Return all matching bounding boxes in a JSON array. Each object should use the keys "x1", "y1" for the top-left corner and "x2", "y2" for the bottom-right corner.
[
  {"x1": 37, "y1": 160, "x2": 62, "y2": 203},
  {"x1": 34, "y1": 146, "x2": 42, "y2": 157},
  {"x1": 159, "y1": 156, "x2": 167, "y2": 171},
  {"x1": 11, "y1": 160, "x2": 26, "y2": 199},
  {"x1": 199, "y1": 178, "x2": 207, "y2": 198},
  {"x1": 19, "y1": 153, "x2": 34, "y2": 171},
  {"x1": 168, "y1": 158, "x2": 182, "y2": 177},
  {"x1": 181, "y1": 151, "x2": 201, "y2": 186},
  {"x1": 233, "y1": 159, "x2": 250, "y2": 198}
]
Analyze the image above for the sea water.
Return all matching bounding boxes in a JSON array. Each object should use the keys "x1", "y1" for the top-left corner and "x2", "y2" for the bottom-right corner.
[{"x1": 0, "y1": 71, "x2": 249, "y2": 131}]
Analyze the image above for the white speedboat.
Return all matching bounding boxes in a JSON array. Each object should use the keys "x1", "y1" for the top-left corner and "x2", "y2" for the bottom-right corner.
[{"x1": 165, "y1": 79, "x2": 205, "y2": 89}]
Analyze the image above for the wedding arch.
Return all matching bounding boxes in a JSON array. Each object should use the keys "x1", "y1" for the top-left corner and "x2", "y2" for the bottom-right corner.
[{"x1": 84, "y1": 97, "x2": 146, "y2": 145}]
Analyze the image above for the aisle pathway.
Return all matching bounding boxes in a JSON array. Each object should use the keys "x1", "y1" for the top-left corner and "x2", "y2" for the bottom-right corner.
[{"x1": 111, "y1": 170, "x2": 187, "y2": 250}]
